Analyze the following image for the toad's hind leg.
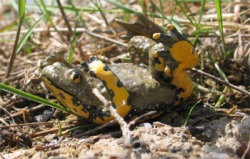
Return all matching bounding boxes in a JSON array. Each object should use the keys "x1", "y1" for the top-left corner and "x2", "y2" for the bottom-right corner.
[
  {"x1": 151, "y1": 24, "x2": 198, "y2": 105},
  {"x1": 81, "y1": 57, "x2": 132, "y2": 123}
]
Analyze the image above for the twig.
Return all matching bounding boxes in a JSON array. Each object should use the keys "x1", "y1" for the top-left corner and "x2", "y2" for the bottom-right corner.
[
  {"x1": 31, "y1": 124, "x2": 76, "y2": 138},
  {"x1": 127, "y1": 111, "x2": 157, "y2": 128},
  {"x1": 4, "y1": 17, "x2": 23, "y2": 78},
  {"x1": 0, "y1": 105, "x2": 16, "y2": 124},
  {"x1": 79, "y1": 120, "x2": 118, "y2": 137},
  {"x1": 80, "y1": 29, "x2": 128, "y2": 47},
  {"x1": 108, "y1": 105, "x2": 132, "y2": 159},
  {"x1": 3, "y1": 104, "x2": 46, "y2": 120},
  {"x1": 92, "y1": 88, "x2": 132, "y2": 159},
  {"x1": 192, "y1": 68, "x2": 250, "y2": 97},
  {"x1": 0, "y1": 121, "x2": 55, "y2": 129}
]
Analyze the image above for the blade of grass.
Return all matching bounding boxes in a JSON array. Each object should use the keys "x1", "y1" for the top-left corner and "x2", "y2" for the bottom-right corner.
[
  {"x1": 26, "y1": 4, "x2": 123, "y2": 13},
  {"x1": 0, "y1": 20, "x2": 17, "y2": 33},
  {"x1": 158, "y1": 0, "x2": 165, "y2": 28},
  {"x1": 206, "y1": 52, "x2": 230, "y2": 108},
  {"x1": 0, "y1": 83, "x2": 72, "y2": 114},
  {"x1": 140, "y1": 0, "x2": 147, "y2": 16},
  {"x1": 68, "y1": 0, "x2": 88, "y2": 29},
  {"x1": 91, "y1": 0, "x2": 109, "y2": 27},
  {"x1": 18, "y1": 0, "x2": 25, "y2": 19},
  {"x1": 215, "y1": 0, "x2": 227, "y2": 59},
  {"x1": 148, "y1": 0, "x2": 180, "y2": 31},
  {"x1": 68, "y1": 25, "x2": 77, "y2": 62},
  {"x1": 207, "y1": 52, "x2": 229, "y2": 83},
  {"x1": 197, "y1": 0, "x2": 205, "y2": 29},
  {"x1": 174, "y1": 0, "x2": 196, "y2": 26},
  {"x1": 39, "y1": 0, "x2": 68, "y2": 44},
  {"x1": 192, "y1": 0, "x2": 206, "y2": 45},
  {"x1": 105, "y1": 0, "x2": 137, "y2": 13},
  {"x1": 16, "y1": 14, "x2": 45, "y2": 53},
  {"x1": 183, "y1": 100, "x2": 201, "y2": 126},
  {"x1": 5, "y1": 0, "x2": 26, "y2": 78},
  {"x1": 148, "y1": 0, "x2": 169, "y2": 21}
]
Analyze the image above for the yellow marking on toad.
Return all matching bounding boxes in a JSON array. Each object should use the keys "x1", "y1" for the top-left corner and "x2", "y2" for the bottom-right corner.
[
  {"x1": 153, "y1": 33, "x2": 161, "y2": 40},
  {"x1": 42, "y1": 76, "x2": 90, "y2": 118},
  {"x1": 169, "y1": 41, "x2": 198, "y2": 104},
  {"x1": 167, "y1": 24, "x2": 175, "y2": 30},
  {"x1": 87, "y1": 59, "x2": 131, "y2": 123},
  {"x1": 152, "y1": 51, "x2": 166, "y2": 72},
  {"x1": 152, "y1": 24, "x2": 198, "y2": 105},
  {"x1": 170, "y1": 41, "x2": 198, "y2": 69}
]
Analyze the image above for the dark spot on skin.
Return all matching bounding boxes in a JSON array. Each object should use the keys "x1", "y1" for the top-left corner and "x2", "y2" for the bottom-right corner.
[
  {"x1": 83, "y1": 108, "x2": 88, "y2": 112},
  {"x1": 102, "y1": 79, "x2": 107, "y2": 87},
  {"x1": 92, "y1": 112, "x2": 96, "y2": 118},
  {"x1": 157, "y1": 73, "x2": 173, "y2": 83},
  {"x1": 158, "y1": 50, "x2": 179, "y2": 71},
  {"x1": 127, "y1": 95, "x2": 132, "y2": 106},
  {"x1": 80, "y1": 104, "x2": 111, "y2": 122},
  {"x1": 175, "y1": 96, "x2": 179, "y2": 101},
  {"x1": 72, "y1": 108, "x2": 77, "y2": 112},
  {"x1": 81, "y1": 61, "x2": 88, "y2": 67},
  {"x1": 105, "y1": 111, "x2": 110, "y2": 116},
  {"x1": 101, "y1": 78, "x2": 115, "y2": 102},
  {"x1": 175, "y1": 88, "x2": 185, "y2": 101},
  {"x1": 94, "y1": 106, "x2": 111, "y2": 120},
  {"x1": 72, "y1": 96, "x2": 81, "y2": 106},
  {"x1": 83, "y1": 67, "x2": 89, "y2": 72},
  {"x1": 103, "y1": 65, "x2": 110, "y2": 71},
  {"x1": 117, "y1": 80, "x2": 123, "y2": 87},
  {"x1": 153, "y1": 57, "x2": 161, "y2": 64},
  {"x1": 89, "y1": 71, "x2": 97, "y2": 77},
  {"x1": 176, "y1": 88, "x2": 185, "y2": 94},
  {"x1": 58, "y1": 93, "x2": 65, "y2": 100},
  {"x1": 108, "y1": 89, "x2": 114, "y2": 97},
  {"x1": 179, "y1": 98, "x2": 184, "y2": 102}
]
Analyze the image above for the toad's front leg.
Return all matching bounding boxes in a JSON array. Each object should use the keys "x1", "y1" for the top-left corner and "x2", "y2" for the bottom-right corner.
[{"x1": 81, "y1": 57, "x2": 132, "y2": 124}]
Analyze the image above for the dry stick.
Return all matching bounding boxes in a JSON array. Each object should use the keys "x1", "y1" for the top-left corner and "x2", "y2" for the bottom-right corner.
[
  {"x1": 0, "y1": 117, "x2": 9, "y2": 126},
  {"x1": 4, "y1": 18, "x2": 23, "y2": 78},
  {"x1": 79, "y1": 120, "x2": 118, "y2": 137},
  {"x1": 127, "y1": 111, "x2": 157, "y2": 128},
  {"x1": 192, "y1": 68, "x2": 250, "y2": 97},
  {"x1": 80, "y1": 29, "x2": 128, "y2": 48},
  {"x1": 109, "y1": 105, "x2": 131, "y2": 159},
  {"x1": 0, "y1": 104, "x2": 16, "y2": 124},
  {"x1": 3, "y1": 104, "x2": 46, "y2": 121},
  {"x1": 31, "y1": 125, "x2": 76, "y2": 138},
  {"x1": 0, "y1": 122, "x2": 55, "y2": 129},
  {"x1": 56, "y1": 0, "x2": 72, "y2": 35}
]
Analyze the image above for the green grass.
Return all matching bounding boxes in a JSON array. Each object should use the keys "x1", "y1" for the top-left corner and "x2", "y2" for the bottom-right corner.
[{"x1": 0, "y1": 83, "x2": 72, "y2": 113}]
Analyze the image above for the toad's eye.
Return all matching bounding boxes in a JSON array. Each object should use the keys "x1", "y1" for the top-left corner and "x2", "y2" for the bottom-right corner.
[{"x1": 69, "y1": 71, "x2": 82, "y2": 84}]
